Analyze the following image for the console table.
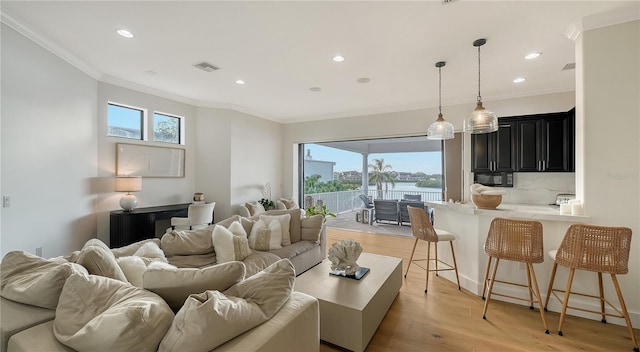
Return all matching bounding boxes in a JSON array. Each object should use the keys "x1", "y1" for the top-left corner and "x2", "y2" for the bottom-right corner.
[{"x1": 110, "y1": 203, "x2": 199, "y2": 248}]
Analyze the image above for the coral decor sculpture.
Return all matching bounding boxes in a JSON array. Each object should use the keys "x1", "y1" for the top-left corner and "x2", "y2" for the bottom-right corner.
[{"x1": 328, "y1": 239, "x2": 363, "y2": 276}]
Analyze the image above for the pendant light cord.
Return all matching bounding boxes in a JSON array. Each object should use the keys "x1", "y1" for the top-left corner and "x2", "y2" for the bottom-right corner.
[
  {"x1": 438, "y1": 66, "x2": 442, "y2": 115},
  {"x1": 477, "y1": 45, "x2": 482, "y2": 103}
]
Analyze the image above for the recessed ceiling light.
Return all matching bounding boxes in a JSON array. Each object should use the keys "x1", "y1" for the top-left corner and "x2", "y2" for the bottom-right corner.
[
  {"x1": 309, "y1": 87, "x2": 322, "y2": 92},
  {"x1": 525, "y1": 52, "x2": 541, "y2": 60},
  {"x1": 116, "y1": 29, "x2": 134, "y2": 38},
  {"x1": 513, "y1": 77, "x2": 526, "y2": 83},
  {"x1": 356, "y1": 77, "x2": 371, "y2": 83},
  {"x1": 235, "y1": 79, "x2": 246, "y2": 85},
  {"x1": 332, "y1": 55, "x2": 345, "y2": 62}
]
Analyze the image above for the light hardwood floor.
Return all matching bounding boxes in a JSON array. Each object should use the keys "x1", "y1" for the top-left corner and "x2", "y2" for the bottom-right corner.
[{"x1": 320, "y1": 228, "x2": 639, "y2": 352}]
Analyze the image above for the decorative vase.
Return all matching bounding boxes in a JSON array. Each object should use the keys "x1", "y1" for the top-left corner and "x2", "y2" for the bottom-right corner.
[{"x1": 471, "y1": 194, "x2": 502, "y2": 210}]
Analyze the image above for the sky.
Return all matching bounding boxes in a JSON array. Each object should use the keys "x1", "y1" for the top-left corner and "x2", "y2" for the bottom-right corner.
[{"x1": 305, "y1": 144, "x2": 442, "y2": 174}]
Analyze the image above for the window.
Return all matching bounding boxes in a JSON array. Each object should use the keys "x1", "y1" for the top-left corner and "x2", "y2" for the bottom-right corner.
[
  {"x1": 153, "y1": 112, "x2": 181, "y2": 144},
  {"x1": 107, "y1": 103, "x2": 144, "y2": 140}
]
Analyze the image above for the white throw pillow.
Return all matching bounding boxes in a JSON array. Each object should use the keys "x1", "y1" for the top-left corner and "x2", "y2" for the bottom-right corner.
[
  {"x1": 54, "y1": 273, "x2": 174, "y2": 352},
  {"x1": 248, "y1": 219, "x2": 282, "y2": 251},
  {"x1": 116, "y1": 256, "x2": 147, "y2": 287},
  {"x1": 259, "y1": 213, "x2": 292, "y2": 246},
  {"x1": 227, "y1": 221, "x2": 248, "y2": 238},
  {"x1": 211, "y1": 225, "x2": 251, "y2": 264},
  {"x1": 142, "y1": 261, "x2": 246, "y2": 313},
  {"x1": 158, "y1": 259, "x2": 294, "y2": 352},
  {"x1": 0, "y1": 251, "x2": 86, "y2": 309},
  {"x1": 244, "y1": 201, "x2": 266, "y2": 216}
]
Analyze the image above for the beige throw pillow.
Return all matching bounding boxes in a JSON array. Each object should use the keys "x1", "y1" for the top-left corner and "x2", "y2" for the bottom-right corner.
[
  {"x1": 54, "y1": 273, "x2": 174, "y2": 352},
  {"x1": 264, "y1": 208, "x2": 302, "y2": 243},
  {"x1": 161, "y1": 227, "x2": 214, "y2": 256},
  {"x1": 211, "y1": 225, "x2": 251, "y2": 264},
  {"x1": 158, "y1": 259, "x2": 294, "y2": 352},
  {"x1": 143, "y1": 261, "x2": 246, "y2": 313},
  {"x1": 76, "y1": 239, "x2": 128, "y2": 282},
  {"x1": 301, "y1": 215, "x2": 324, "y2": 242},
  {"x1": 279, "y1": 197, "x2": 299, "y2": 210},
  {"x1": 0, "y1": 251, "x2": 86, "y2": 309},
  {"x1": 259, "y1": 213, "x2": 291, "y2": 246},
  {"x1": 248, "y1": 219, "x2": 282, "y2": 251},
  {"x1": 244, "y1": 201, "x2": 266, "y2": 216}
]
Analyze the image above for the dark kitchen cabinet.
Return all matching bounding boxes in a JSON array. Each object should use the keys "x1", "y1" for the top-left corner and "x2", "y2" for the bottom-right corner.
[
  {"x1": 516, "y1": 109, "x2": 574, "y2": 172},
  {"x1": 471, "y1": 120, "x2": 516, "y2": 172}
]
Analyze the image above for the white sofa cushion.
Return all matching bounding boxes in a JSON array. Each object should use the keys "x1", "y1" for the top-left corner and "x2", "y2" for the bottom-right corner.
[
  {"x1": 142, "y1": 261, "x2": 246, "y2": 312},
  {"x1": 76, "y1": 239, "x2": 128, "y2": 282},
  {"x1": 159, "y1": 259, "x2": 294, "y2": 352},
  {"x1": 259, "y1": 213, "x2": 292, "y2": 246},
  {"x1": 1, "y1": 251, "x2": 87, "y2": 309},
  {"x1": 212, "y1": 225, "x2": 251, "y2": 264},
  {"x1": 249, "y1": 219, "x2": 283, "y2": 251},
  {"x1": 161, "y1": 227, "x2": 214, "y2": 256},
  {"x1": 54, "y1": 273, "x2": 173, "y2": 352},
  {"x1": 244, "y1": 201, "x2": 266, "y2": 216}
]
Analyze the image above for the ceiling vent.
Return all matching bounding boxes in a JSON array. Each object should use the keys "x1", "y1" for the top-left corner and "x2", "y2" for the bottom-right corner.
[
  {"x1": 442, "y1": 0, "x2": 455, "y2": 3},
  {"x1": 193, "y1": 62, "x2": 220, "y2": 72},
  {"x1": 562, "y1": 63, "x2": 575, "y2": 71}
]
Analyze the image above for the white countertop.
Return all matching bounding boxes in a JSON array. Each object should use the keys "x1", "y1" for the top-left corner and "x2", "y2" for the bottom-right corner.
[{"x1": 425, "y1": 201, "x2": 590, "y2": 223}]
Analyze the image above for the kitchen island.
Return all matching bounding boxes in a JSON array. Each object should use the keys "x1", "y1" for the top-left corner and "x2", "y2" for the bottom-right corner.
[{"x1": 423, "y1": 201, "x2": 602, "y2": 321}]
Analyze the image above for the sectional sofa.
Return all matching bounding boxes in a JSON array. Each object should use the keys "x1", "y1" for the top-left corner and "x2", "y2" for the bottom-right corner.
[{"x1": 0, "y1": 208, "x2": 324, "y2": 352}]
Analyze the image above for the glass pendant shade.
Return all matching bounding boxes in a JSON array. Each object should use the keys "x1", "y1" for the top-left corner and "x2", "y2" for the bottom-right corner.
[
  {"x1": 465, "y1": 38, "x2": 498, "y2": 134},
  {"x1": 463, "y1": 101, "x2": 498, "y2": 134},
  {"x1": 427, "y1": 113, "x2": 455, "y2": 140}
]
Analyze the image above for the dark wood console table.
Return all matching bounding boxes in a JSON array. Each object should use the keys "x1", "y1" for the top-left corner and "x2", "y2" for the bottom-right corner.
[{"x1": 110, "y1": 203, "x2": 197, "y2": 248}]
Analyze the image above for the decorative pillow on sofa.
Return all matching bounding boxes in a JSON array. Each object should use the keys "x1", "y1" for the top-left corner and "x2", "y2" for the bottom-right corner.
[
  {"x1": 248, "y1": 219, "x2": 282, "y2": 251},
  {"x1": 54, "y1": 273, "x2": 174, "y2": 352},
  {"x1": 278, "y1": 197, "x2": 299, "y2": 210},
  {"x1": 0, "y1": 251, "x2": 87, "y2": 309},
  {"x1": 264, "y1": 208, "x2": 302, "y2": 242},
  {"x1": 158, "y1": 259, "x2": 294, "y2": 352},
  {"x1": 259, "y1": 213, "x2": 292, "y2": 246},
  {"x1": 212, "y1": 225, "x2": 251, "y2": 264},
  {"x1": 301, "y1": 215, "x2": 324, "y2": 242},
  {"x1": 76, "y1": 239, "x2": 128, "y2": 282},
  {"x1": 143, "y1": 261, "x2": 246, "y2": 313},
  {"x1": 244, "y1": 201, "x2": 266, "y2": 217},
  {"x1": 161, "y1": 227, "x2": 214, "y2": 256}
]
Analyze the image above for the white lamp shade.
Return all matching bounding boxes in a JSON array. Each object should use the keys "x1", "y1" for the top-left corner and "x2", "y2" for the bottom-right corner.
[
  {"x1": 115, "y1": 176, "x2": 142, "y2": 192},
  {"x1": 463, "y1": 102, "x2": 498, "y2": 134}
]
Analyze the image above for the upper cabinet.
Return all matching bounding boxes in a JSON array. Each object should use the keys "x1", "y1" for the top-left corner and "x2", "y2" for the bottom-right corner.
[
  {"x1": 471, "y1": 121, "x2": 516, "y2": 172},
  {"x1": 471, "y1": 108, "x2": 575, "y2": 173}
]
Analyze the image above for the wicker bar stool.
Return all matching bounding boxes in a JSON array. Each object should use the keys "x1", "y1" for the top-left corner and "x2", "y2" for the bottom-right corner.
[
  {"x1": 481, "y1": 217, "x2": 549, "y2": 334},
  {"x1": 405, "y1": 206, "x2": 460, "y2": 294},
  {"x1": 543, "y1": 224, "x2": 638, "y2": 351}
]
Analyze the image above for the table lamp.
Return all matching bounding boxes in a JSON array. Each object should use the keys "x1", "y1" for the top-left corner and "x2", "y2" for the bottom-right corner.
[{"x1": 115, "y1": 176, "x2": 142, "y2": 211}]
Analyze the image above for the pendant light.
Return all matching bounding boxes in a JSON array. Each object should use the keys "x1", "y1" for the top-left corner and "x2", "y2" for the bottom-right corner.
[
  {"x1": 463, "y1": 38, "x2": 498, "y2": 134},
  {"x1": 427, "y1": 61, "x2": 454, "y2": 140}
]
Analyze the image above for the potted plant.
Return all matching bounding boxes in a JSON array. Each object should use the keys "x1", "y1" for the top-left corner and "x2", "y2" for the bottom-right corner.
[
  {"x1": 258, "y1": 198, "x2": 275, "y2": 210},
  {"x1": 305, "y1": 204, "x2": 336, "y2": 223}
]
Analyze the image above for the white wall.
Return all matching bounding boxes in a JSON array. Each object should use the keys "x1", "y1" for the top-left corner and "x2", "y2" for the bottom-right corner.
[
  {"x1": 577, "y1": 20, "x2": 639, "y2": 323},
  {"x1": 95, "y1": 83, "x2": 198, "y2": 243},
  {"x1": 1, "y1": 24, "x2": 98, "y2": 257}
]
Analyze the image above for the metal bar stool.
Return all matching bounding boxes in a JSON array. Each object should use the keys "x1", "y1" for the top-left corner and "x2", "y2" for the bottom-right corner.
[
  {"x1": 543, "y1": 224, "x2": 638, "y2": 351},
  {"x1": 405, "y1": 205, "x2": 460, "y2": 294},
  {"x1": 481, "y1": 217, "x2": 549, "y2": 334}
]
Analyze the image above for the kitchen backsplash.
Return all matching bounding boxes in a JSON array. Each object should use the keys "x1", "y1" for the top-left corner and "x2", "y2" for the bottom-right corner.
[{"x1": 498, "y1": 172, "x2": 575, "y2": 205}]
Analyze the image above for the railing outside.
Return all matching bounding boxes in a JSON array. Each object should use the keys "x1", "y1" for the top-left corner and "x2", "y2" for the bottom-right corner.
[{"x1": 304, "y1": 189, "x2": 442, "y2": 214}]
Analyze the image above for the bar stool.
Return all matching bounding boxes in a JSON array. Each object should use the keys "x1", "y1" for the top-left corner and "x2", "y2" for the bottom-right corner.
[
  {"x1": 481, "y1": 217, "x2": 549, "y2": 334},
  {"x1": 544, "y1": 224, "x2": 638, "y2": 351},
  {"x1": 405, "y1": 206, "x2": 460, "y2": 294}
]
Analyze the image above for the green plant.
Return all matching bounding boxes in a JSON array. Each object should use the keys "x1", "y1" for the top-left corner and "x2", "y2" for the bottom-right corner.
[
  {"x1": 305, "y1": 204, "x2": 336, "y2": 223},
  {"x1": 258, "y1": 198, "x2": 274, "y2": 209}
]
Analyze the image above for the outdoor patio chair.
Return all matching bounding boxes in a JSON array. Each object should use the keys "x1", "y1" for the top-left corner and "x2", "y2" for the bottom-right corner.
[
  {"x1": 399, "y1": 200, "x2": 425, "y2": 225},
  {"x1": 373, "y1": 199, "x2": 399, "y2": 225},
  {"x1": 403, "y1": 194, "x2": 422, "y2": 201}
]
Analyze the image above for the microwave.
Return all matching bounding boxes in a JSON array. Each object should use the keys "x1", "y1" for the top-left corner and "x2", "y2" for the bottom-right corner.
[{"x1": 474, "y1": 172, "x2": 514, "y2": 188}]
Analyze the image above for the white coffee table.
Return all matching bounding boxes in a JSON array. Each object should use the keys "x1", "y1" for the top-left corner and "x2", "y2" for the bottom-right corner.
[{"x1": 294, "y1": 252, "x2": 402, "y2": 352}]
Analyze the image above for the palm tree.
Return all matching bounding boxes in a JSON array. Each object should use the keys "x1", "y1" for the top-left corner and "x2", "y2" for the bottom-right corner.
[{"x1": 368, "y1": 158, "x2": 396, "y2": 199}]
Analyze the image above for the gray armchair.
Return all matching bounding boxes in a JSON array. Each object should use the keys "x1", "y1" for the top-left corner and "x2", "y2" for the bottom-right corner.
[
  {"x1": 373, "y1": 200, "x2": 399, "y2": 225},
  {"x1": 399, "y1": 200, "x2": 425, "y2": 225}
]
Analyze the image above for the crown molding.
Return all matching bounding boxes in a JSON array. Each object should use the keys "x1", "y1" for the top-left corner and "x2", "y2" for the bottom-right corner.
[
  {"x1": 565, "y1": 5, "x2": 640, "y2": 41},
  {"x1": 1, "y1": 9, "x2": 103, "y2": 80}
]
